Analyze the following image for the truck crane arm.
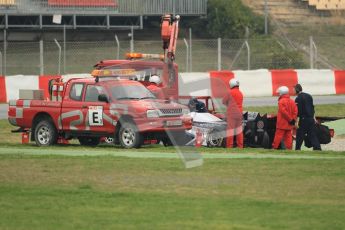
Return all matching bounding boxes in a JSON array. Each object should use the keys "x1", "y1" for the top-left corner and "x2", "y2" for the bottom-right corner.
[
  {"x1": 161, "y1": 14, "x2": 180, "y2": 62},
  {"x1": 161, "y1": 14, "x2": 180, "y2": 88}
]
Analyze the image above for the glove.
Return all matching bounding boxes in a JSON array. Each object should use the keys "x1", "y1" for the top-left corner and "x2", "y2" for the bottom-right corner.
[{"x1": 289, "y1": 119, "x2": 296, "y2": 126}]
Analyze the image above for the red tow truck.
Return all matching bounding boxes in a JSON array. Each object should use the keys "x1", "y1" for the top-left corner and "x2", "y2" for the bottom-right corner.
[{"x1": 8, "y1": 77, "x2": 191, "y2": 148}]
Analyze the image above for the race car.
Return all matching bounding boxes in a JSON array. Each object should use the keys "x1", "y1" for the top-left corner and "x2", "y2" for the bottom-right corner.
[{"x1": 183, "y1": 96, "x2": 336, "y2": 149}]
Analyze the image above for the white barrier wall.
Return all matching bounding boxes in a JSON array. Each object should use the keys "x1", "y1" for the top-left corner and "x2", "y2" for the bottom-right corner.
[
  {"x1": 233, "y1": 69, "x2": 272, "y2": 97},
  {"x1": 1, "y1": 69, "x2": 344, "y2": 102},
  {"x1": 296, "y1": 70, "x2": 336, "y2": 95},
  {"x1": 5, "y1": 75, "x2": 39, "y2": 101},
  {"x1": 178, "y1": 72, "x2": 211, "y2": 96}
]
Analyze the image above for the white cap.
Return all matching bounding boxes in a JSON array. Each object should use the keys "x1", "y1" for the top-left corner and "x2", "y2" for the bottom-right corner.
[
  {"x1": 229, "y1": 78, "x2": 240, "y2": 88},
  {"x1": 277, "y1": 86, "x2": 289, "y2": 96},
  {"x1": 149, "y1": 75, "x2": 161, "y2": 84}
]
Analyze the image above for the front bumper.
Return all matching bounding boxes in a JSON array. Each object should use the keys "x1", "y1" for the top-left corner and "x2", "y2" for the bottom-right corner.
[{"x1": 135, "y1": 116, "x2": 192, "y2": 132}]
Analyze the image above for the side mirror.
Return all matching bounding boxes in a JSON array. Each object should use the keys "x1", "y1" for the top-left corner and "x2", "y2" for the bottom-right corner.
[{"x1": 98, "y1": 94, "x2": 109, "y2": 103}]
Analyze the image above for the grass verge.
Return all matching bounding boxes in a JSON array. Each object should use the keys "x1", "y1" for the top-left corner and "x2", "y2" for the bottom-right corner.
[
  {"x1": 0, "y1": 154, "x2": 345, "y2": 229},
  {"x1": 245, "y1": 103, "x2": 345, "y2": 117}
]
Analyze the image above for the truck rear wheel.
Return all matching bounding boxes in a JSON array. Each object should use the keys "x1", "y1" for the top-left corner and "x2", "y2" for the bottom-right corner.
[
  {"x1": 119, "y1": 122, "x2": 143, "y2": 148},
  {"x1": 34, "y1": 120, "x2": 58, "y2": 146},
  {"x1": 78, "y1": 137, "x2": 100, "y2": 147}
]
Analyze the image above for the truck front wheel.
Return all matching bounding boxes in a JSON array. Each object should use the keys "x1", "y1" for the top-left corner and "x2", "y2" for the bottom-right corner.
[
  {"x1": 119, "y1": 122, "x2": 143, "y2": 148},
  {"x1": 34, "y1": 120, "x2": 58, "y2": 146}
]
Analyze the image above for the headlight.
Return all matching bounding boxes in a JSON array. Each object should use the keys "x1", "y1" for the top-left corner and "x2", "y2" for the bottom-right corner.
[
  {"x1": 147, "y1": 110, "x2": 160, "y2": 118},
  {"x1": 182, "y1": 108, "x2": 190, "y2": 115}
]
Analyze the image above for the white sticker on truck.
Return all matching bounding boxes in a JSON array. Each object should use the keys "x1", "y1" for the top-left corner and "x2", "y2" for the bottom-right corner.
[{"x1": 88, "y1": 106, "x2": 103, "y2": 126}]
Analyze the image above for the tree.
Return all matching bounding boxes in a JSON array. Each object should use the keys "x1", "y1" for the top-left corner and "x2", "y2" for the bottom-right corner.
[{"x1": 185, "y1": 0, "x2": 266, "y2": 39}]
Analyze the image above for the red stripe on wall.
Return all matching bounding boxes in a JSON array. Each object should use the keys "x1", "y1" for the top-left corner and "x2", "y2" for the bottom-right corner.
[
  {"x1": 209, "y1": 70, "x2": 234, "y2": 98},
  {"x1": 39, "y1": 75, "x2": 61, "y2": 100},
  {"x1": 0, "y1": 76, "x2": 7, "y2": 102},
  {"x1": 334, "y1": 70, "x2": 345, "y2": 94},
  {"x1": 270, "y1": 70, "x2": 298, "y2": 96}
]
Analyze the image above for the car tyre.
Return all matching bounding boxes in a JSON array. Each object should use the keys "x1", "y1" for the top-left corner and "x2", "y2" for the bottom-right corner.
[
  {"x1": 261, "y1": 131, "x2": 270, "y2": 149},
  {"x1": 161, "y1": 138, "x2": 172, "y2": 147},
  {"x1": 119, "y1": 122, "x2": 143, "y2": 148},
  {"x1": 207, "y1": 128, "x2": 224, "y2": 147},
  {"x1": 34, "y1": 120, "x2": 58, "y2": 146}
]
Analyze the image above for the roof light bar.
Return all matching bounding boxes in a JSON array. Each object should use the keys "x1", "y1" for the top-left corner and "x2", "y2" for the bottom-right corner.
[
  {"x1": 91, "y1": 68, "x2": 136, "y2": 77},
  {"x1": 126, "y1": 52, "x2": 164, "y2": 61}
]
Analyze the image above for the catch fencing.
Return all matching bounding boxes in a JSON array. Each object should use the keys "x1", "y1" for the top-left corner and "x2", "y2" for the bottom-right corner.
[{"x1": 0, "y1": 36, "x2": 342, "y2": 76}]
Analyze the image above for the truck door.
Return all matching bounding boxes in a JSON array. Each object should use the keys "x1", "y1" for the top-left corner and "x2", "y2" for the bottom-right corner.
[
  {"x1": 60, "y1": 82, "x2": 86, "y2": 131},
  {"x1": 82, "y1": 84, "x2": 113, "y2": 134}
]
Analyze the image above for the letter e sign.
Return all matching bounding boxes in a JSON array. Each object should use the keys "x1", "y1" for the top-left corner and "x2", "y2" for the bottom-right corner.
[{"x1": 88, "y1": 106, "x2": 103, "y2": 126}]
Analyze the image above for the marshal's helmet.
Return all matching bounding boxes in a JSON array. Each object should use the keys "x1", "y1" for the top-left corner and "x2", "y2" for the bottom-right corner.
[
  {"x1": 229, "y1": 78, "x2": 240, "y2": 88},
  {"x1": 149, "y1": 75, "x2": 161, "y2": 84},
  {"x1": 277, "y1": 86, "x2": 289, "y2": 96}
]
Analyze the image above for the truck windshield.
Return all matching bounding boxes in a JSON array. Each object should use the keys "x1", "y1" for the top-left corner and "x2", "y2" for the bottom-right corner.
[{"x1": 109, "y1": 84, "x2": 156, "y2": 100}]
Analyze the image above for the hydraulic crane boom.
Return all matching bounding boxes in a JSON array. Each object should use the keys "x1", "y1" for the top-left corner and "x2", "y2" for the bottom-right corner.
[
  {"x1": 161, "y1": 14, "x2": 180, "y2": 88},
  {"x1": 161, "y1": 14, "x2": 180, "y2": 63}
]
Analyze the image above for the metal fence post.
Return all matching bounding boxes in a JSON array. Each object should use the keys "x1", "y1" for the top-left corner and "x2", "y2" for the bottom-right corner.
[
  {"x1": 310, "y1": 36, "x2": 318, "y2": 69},
  {"x1": 310, "y1": 36, "x2": 314, "y2": 69},
  {"x1": 3, "y1": 29, "x2": 6, "y2": 76},
  {"x1": 245, "y1": 40, "x2": 250, "y2": 70},
  {"x1": 173, "y1": 0, "x2": 176, "y2": 17},
  {"x1": 0, "y1": 51, "x2": 2, "y2": 76},
  {"x1": 40, "y1": 40, "x2": 44, "y2": 75},
  {"x1": 189, "y1": 28, "x2": 192, "y2": 72},
  {"x1": 264, "y1": 0, "x2": 268, "y2": 35},
  {"x1": 63, "y1": 24, "x2": 66, "y2": 74},
  {"x1": 218, "y1": 38, "x2": 221, "y2": 70},
  {"x1": 130, "y1": 26, "x2": 134, "y2": 52},
  {"x1": 115, "y1": 34, "x2": 120, "y2": 59},
  {"x1": 183, "y1": 38, "x2": 189, "y2": 72},
  {"x1": 314, "y1": 42, "x2": 318, "y2": 69},
  {"x1": 54, "y1": 39, "x2": 62, "y2": 75}
]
